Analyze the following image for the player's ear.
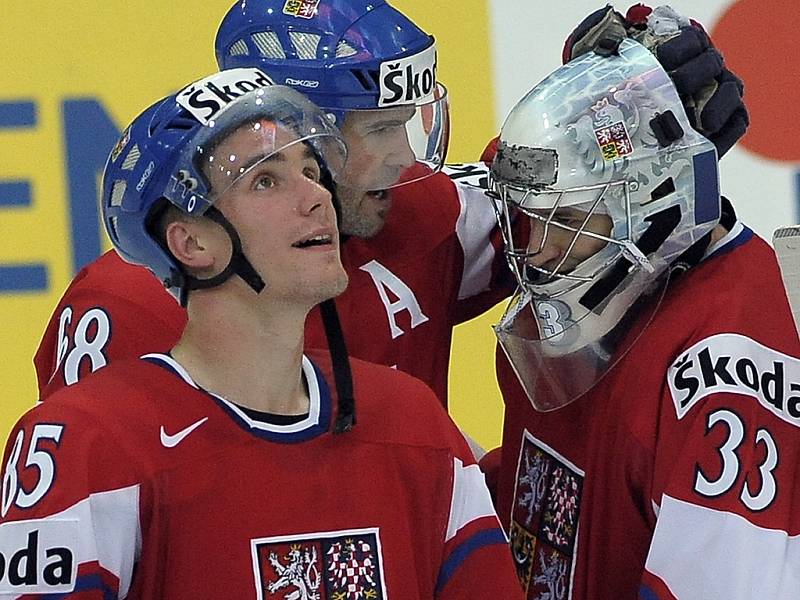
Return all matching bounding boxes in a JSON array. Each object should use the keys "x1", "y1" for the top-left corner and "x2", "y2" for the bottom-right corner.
[{"x1": 164, "y1": 218, "x2": 216, "y2": 272}]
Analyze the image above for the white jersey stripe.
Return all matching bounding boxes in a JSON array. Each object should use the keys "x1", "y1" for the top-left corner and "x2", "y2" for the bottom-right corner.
[
  {"x1": 646, "y1": 494, "x2": 800, "y2": 599},
  {"x1": 453, "y1": 170, "x2": 500, "y2": 300},
  {"x1": 142, "y1": 353, "x2": 323, "y2": 434},
  {"x1": 445, "y1": 457, "x2": 502, "y2": 542},
  {"x1": 0, "y1": 485, "x2": 140, "y2": 597}
]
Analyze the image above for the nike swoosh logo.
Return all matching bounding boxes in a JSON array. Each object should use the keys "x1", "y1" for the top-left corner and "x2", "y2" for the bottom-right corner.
[{"x1": 160, "y1": 417, "x2": 209, "y2": 448}]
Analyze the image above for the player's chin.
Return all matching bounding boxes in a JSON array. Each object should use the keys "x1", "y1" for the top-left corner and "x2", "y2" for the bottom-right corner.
[
  {"x1": 342, "y1": 208, "x2": 389, "y2": 239},
  {"x1": 363, "y1": 189, "x2": 394, "y2": 215},
  {"x1": 315, "y1": 269, "x2": 349, "y2": 303},
  {"x1": 364, "y1": 216, "x2": 388, "y2": 239},
  {"x1": 331, "y1": 270, "x2": 349, "y2": 297}
]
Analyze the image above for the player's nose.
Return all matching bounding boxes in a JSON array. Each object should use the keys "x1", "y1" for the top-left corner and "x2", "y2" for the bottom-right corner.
[
  {"x1": 526, "y1": 220, "x2": 564, "y2": 267},
  {"x1": 295, "y1": 177, "x2": 330, "y2": 216}
]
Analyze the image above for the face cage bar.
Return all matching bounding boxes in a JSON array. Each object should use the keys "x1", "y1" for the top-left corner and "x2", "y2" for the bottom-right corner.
[{"x1": 488, "y1": 177, "x2": 654, "y2": 295}]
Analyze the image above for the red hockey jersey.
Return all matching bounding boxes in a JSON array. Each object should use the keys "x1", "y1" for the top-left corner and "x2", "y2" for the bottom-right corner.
[
  {"x1": 495, "y1": 225, "x2": 800, "y2": 599},
  {"x1": 2, "y1": 351, "x2": 522, "y2": 599},
  {"x1": 34, "y1": 166, "x2": 512, "y2": 405}
]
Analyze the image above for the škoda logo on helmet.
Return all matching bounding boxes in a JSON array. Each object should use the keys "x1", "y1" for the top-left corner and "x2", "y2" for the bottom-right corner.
[
  {"x1": 176, "y1": 68, "x2": 275, "y2": 125},
  {"x1": 379, "y1": 45, "x2": 438, "y2": 107}
]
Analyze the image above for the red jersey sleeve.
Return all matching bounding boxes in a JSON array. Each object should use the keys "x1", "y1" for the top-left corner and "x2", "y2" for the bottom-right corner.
[
  {"x1": 34, "y1": 252, "x2": 186, "y2": 400},
  {"x1": 0, "y1": 398, "x2": 143, "y2": 598},
  {"x1": 641, "y1": 332, "x2": 800, "y2": 599},
  {"x1": 439, "y1": 163, "x2": 519, "y2": 324},
  {"x1": 435, "y1": 454, "x2": 523, "y2": 600},
  {"x1": 431, "y1": 400, "x2": 522, "y2": 599}
]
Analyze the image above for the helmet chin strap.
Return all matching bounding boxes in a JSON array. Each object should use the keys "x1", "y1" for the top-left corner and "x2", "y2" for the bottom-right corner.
[
  {"x1": 172, "y1": 205, "x2": 265, "y2": 307},
  {"x1": 319, "y1": 298, "x2": 356, "y2": 433}
]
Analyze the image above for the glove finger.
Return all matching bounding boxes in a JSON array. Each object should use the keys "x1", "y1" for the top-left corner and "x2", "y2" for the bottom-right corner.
[
  {"x1": 708, "y1": 107, "x2": 749, "y2": 158},
  {"x1": 668, "y1": 49, "x2": 723, "y2": 96},
  {"x1": 699, "y1": 78, "x2": 744, "y2": 133},
  {"x1": 562, "y1": 6, "x2": 626, "y2": 63},
  {"x1": 562, "y1": 5, "x2": 613, "y2": 63},
  {"x1": 717, "y1": 68, "x2": 745, "y2": 96},
  {"x1": 655, "y1": 26, "x2": 709, "y2": 70}
]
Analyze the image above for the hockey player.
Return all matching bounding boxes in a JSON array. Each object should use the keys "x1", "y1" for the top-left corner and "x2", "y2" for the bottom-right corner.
[
  {"x1": 488, "y1": 33, "x2": 800, "y2": 599},
  {"x1": 33, "y1": 1, "x2": 747, "y2": 412},
  {"x1": 0, "y1": 72, "x2": 522, "y2": 599}
]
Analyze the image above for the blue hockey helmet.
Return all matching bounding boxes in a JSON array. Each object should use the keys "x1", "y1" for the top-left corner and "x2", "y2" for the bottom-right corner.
[
  {"x1": 214, "y1": 0, "x2": 449, "y2": 188},
  {"x1": 101, "y1": 68, "x2": 347, "y2": 303}
]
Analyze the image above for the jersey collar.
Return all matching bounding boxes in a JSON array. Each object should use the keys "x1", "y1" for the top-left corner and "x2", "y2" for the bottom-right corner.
[{"x1": 141, "y1": 353, "x2": 333, "y2": 443}]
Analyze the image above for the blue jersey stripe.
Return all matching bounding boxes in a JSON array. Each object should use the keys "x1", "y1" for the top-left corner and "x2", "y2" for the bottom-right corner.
[
  {"x1": 435, "y1": 528, "x2": 509, "y2": 593},
  {"x1": 33, "y1": 571, "x2": 117, "y2": 599},
  {"x1": 706, "y1": 224, "x2": 753, "y2": 261}
]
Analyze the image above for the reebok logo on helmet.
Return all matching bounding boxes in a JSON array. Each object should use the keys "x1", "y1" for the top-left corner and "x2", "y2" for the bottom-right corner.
[
  {"x1": 285, "y1": 77, "x2": 320, "y2": 89},
  {"x1": 176, "y1": 68, "x2": 275, "y2": 125},
  {"x1": 379, "y1": 44, "x2": 437, "y2": 107}
]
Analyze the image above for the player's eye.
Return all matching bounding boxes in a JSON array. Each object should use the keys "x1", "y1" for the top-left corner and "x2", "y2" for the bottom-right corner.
[
  {"x1": 303, "y1": 165, "x2": 321, "y2": 183},
  {"x1": 250, "y1": 164, "x2": 279, "y2": 190},
  {"x1": 367, "y1": 122, "x2": 404, "y2": 137},
  {"x1": 253, "y1": 172, "x2": 277, "y2": 191}
]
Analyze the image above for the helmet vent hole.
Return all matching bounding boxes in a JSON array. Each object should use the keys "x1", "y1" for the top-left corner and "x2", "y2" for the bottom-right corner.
[
  {"x1": 109, "y1": 181, "x2": 127, "y2": 207},
  {"x1": 252, "y1": 31, "x2": 286, "y2": 59},
  {"x1": 648, "y1": 177, "x2": 676, "y2": 204},
  {"x1": 108, "y1": 216, "x2": 119, "y2": 241},
  {"x1": 351, "y1": 69, "x2": 374, "y2": 91},
  {"x1": 289, "y1": 31, "x2": 321, "y2": 59},
  {"x1": 367, "y1": 69, "x2": 380, "y2": 87},
  {"x1": 350, "y1": 69, "x2": 380, "y2": 91},
  {"x1": 228, "y1": 39, "x2": 249, "y2": 57},
  {"x1": 335, "y1": 40, "x2": 358, "y2": 58},
  {"x1": 121, "y1": 145, "x2": 140, "y2": 171}
]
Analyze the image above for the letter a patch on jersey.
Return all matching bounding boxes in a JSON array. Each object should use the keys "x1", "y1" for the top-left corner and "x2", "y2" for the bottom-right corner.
[
  {"x1": 359, "y1": 260, "x2": 429, "y2": 340},
  {"x1": 510, "y1": 431, "x2": 584, "y2": 599},
  {"x1": 251, "y1": 528, "x2": 387, "y2": 600}
]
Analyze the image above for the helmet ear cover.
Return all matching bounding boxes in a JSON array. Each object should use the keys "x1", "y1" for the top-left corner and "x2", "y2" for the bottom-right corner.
[{"x1": 144, "y1": 198, "x2": 189, "y2": 302}]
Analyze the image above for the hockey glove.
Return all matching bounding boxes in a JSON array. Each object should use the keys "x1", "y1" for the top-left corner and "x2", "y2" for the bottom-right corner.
[{"x1": 563, "y1": 4, "x2": 749, "y2": 158}]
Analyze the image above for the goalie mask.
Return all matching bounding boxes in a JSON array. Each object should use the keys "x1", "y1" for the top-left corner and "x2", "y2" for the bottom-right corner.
[{"x1": 491, "y1": 39, "x2": 720, "y2": 411}]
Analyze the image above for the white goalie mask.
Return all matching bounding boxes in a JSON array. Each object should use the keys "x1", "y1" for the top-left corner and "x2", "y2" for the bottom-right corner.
[{"x1": 491, "y1": 39, "x2": 721, "y2": 411}]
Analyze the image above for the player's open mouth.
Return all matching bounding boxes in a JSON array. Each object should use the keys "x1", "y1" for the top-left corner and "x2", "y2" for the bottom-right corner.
[{"x1": 292, "y1": 232, "x2": 334, "y2": 249}]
